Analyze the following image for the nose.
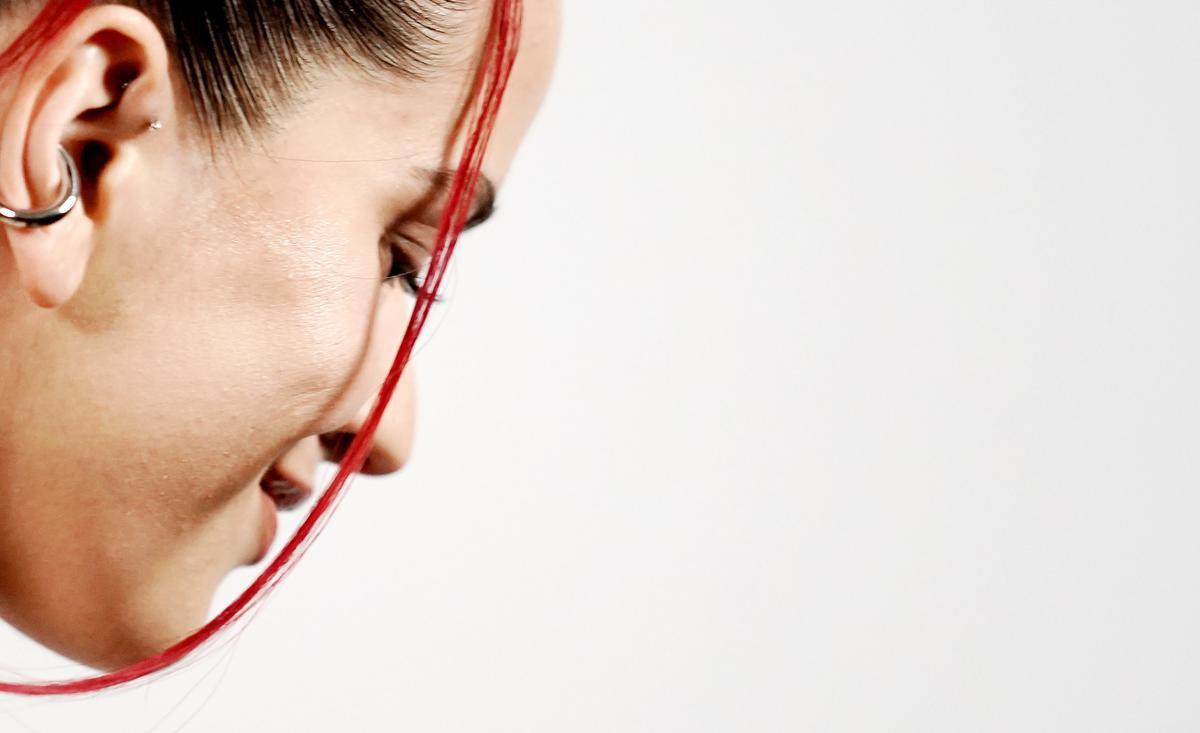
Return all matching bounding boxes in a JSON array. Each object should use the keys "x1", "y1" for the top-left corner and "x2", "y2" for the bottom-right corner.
[{"x1": 319, "y1": 366, "x2": 417, "y2": 476}]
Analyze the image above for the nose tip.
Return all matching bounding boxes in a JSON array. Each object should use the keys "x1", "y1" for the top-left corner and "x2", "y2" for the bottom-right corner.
[{"x1": 319, "y1": 371, "x2": 416, "y2": 476}]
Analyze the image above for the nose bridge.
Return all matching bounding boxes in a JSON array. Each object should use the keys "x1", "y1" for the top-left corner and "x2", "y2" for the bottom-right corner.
[
  {"x1": 325, "y1": 366, "x2": 416, "y2": 476},
  {"x1": 319, "y1": 285, "x2": 419, "y2": 475}
]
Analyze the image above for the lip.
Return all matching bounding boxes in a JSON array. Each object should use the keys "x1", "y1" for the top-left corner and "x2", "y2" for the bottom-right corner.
[{"x1": 259, "y1": 464, "x2": 315, "y2": 511}]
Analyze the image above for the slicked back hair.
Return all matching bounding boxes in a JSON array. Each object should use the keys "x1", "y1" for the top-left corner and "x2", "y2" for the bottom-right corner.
[
  {"x1": 1, "y1": 0, "x2": 476, "y2": 138},
  {"x1": 130, "y1": 0, "x2": 474, "y2": 136}
]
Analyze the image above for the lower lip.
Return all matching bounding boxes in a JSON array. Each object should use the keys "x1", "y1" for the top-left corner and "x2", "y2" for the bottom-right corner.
[{"x1": 255, "y1": 491, "x2": 278, "y2": 564}]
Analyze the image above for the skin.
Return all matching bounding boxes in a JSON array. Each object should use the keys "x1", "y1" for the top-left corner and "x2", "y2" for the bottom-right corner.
[{"x1": 0, "y1": 0, "x2": 558, "y2": 669}]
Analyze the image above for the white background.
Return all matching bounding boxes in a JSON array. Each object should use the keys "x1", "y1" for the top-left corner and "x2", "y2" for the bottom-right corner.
[{"x1": 4, "y1": 1, "x2": 1200, "y2": 730}]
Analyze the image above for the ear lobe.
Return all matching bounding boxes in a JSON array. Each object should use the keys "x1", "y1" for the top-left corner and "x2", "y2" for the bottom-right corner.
[
  {"x1": 6, "y1": 213, "x2": 92, "y2": 309},
  {"x1": 0, "y1": 6, "x2": 173, "y2": 309}
]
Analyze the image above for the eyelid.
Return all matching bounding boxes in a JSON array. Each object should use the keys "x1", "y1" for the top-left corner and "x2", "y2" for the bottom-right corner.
[
  {"x1": 381, "y1": 232, "x2": 438, "y2": 300},
  {"x1": 384, "y1": 218, "x2": 434, "y2": 250},
  {"x1": 402, "y1": 222, "x2": 439, "y2": 252},
  {"x1": 382, "y1": 232, "x2": 422, "y2": 274}
]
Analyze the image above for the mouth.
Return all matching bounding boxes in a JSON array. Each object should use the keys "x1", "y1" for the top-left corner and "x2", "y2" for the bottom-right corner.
[{"x1": 259, "y1": 464, "x2": 315, "y2": 511}]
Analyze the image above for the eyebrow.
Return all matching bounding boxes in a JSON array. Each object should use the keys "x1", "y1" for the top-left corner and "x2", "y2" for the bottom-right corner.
[{"x1": 413, "y1": 166, "x2": 497, "y2": 232}]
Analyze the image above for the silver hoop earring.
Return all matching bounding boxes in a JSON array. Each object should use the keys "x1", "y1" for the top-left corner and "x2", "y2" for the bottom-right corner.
[{"x1": 0, "y1": 146, "x2": 80, "y2": 229}]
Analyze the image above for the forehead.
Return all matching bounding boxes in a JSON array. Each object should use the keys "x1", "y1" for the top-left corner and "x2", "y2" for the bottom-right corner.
[
  {"x1": 241, "y1": 0, "x2": 558, "y2": 193},
  {"x1": 386, "y1": 0, "x2": 561, "y2": 185},
  {"x1": 354, "y1": 0, "x2": 561, "y2": 182},
  {"x1": 477, "y1": 0, "x2": 561, "y2": 182}
]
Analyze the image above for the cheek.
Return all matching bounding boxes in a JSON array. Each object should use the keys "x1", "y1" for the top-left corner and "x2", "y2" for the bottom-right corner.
[
  {"x1": 137, "y1": 181, "x2": 384, "y2": 447},
  {"x1": 250, "y1": 218, "x2": 386, "y2": 427},
  {"x1": 155, "y1": 156, "x2": 404, "y2": 440}
]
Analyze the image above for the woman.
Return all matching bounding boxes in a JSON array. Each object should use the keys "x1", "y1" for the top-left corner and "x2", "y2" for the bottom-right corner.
[{"x1": 0, "y1": 0, "x2": 558, "y2": 687}]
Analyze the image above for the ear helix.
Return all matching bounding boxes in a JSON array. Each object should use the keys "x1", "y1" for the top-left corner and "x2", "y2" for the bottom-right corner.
[
  {"x1": 0, "y1": 74, "x2": 168, "y2": 229},
  {"x1": 0, "y1": 146, "x2": 80, "y2": 228}
]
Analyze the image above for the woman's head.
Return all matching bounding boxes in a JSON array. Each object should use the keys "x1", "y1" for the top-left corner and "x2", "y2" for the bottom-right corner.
[{"x1": 0, "y1": 0, "x2": 557, "y2": 673}]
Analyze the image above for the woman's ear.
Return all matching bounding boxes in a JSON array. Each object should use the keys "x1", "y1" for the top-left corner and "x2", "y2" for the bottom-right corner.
[{"x1": 0, "y1": 6, "x2": 173, "y2": 308}]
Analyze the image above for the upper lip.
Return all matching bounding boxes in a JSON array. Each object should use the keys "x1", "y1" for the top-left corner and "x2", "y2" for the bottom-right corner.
[{"x1": 259, "y1": 464, "x2": 314, "y2": 511}]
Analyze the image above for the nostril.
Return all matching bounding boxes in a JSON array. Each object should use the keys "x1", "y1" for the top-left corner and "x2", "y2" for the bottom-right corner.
[
  {"x1": 318, "y1": 431, "x2": 406, "y2": 475},
  {"x1": 318, "y1": 431, "x2": 356, "y2": 464}
]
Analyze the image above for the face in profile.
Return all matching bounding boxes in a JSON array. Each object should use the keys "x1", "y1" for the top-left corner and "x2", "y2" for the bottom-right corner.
[{"x1": 0, "y1": 0, "x2": 558, "y2": 670}]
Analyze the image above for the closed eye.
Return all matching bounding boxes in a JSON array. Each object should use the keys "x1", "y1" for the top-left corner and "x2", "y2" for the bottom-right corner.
[{"x1": 382, "y1": 233, "x2": 439, "y2": 300}]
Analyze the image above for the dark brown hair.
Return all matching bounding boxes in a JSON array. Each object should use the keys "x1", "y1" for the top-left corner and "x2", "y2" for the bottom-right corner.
[
  {"x1": 2, "y1": 0, "x2": 475, "y2": 136},
  {"x1": 127, "y1": 0, "x2": 473, "y2": 135}
]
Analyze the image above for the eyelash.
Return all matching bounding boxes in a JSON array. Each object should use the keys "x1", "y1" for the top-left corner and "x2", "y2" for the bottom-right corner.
[{"x1": 383, "y1": 234, "x2": 441, "y2": 301}]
